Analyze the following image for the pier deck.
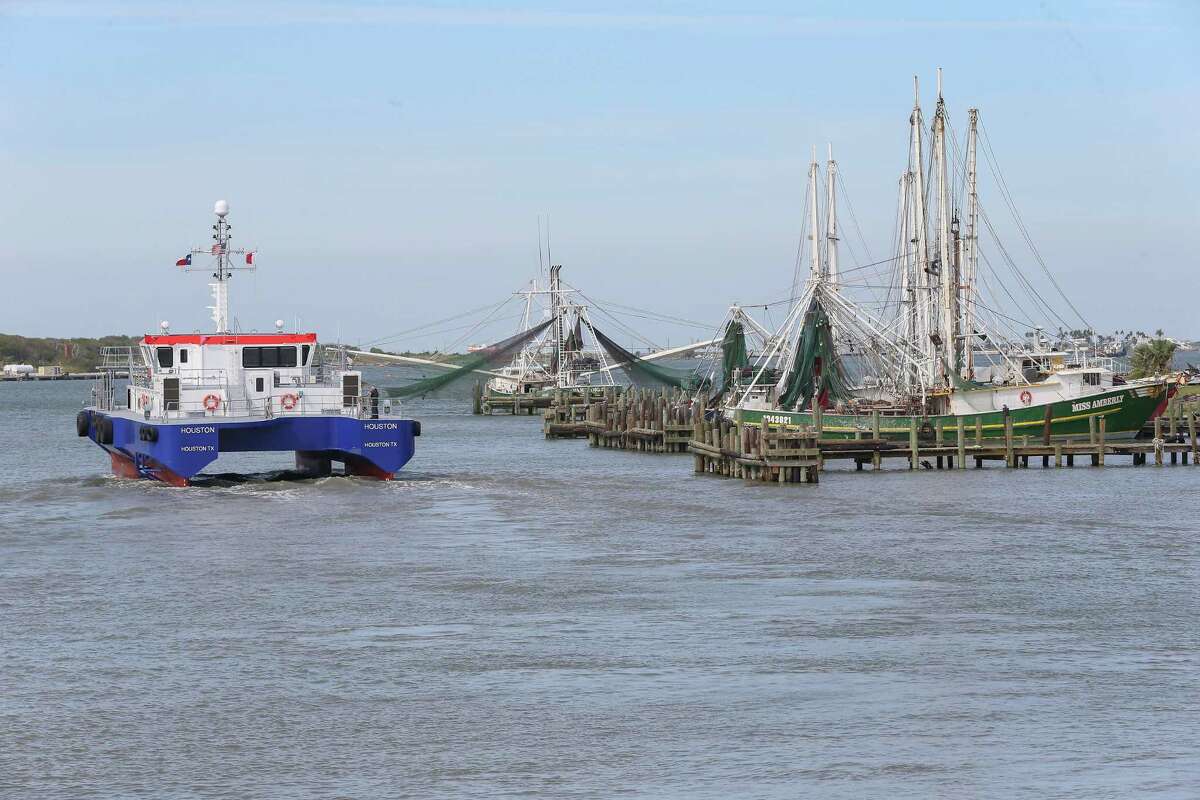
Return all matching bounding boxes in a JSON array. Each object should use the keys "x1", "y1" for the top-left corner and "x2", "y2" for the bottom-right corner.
[{"x1": 541, "y1": 388, "x2": 1200, "y2": 485}]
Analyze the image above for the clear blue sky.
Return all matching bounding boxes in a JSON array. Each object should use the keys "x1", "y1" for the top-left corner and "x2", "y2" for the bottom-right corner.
[{"x1": 1, "y1": 0, "x2": 1197, "y2": 349}]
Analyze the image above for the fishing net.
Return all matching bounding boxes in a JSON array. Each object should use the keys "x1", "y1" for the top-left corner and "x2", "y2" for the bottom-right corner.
[
  {"x1": 714, "y1": 319, "x2": 749, "y2": 398},
  {"x1": 590, "y1": 326, "x2": 694, "y2": 389},
  {"x1": 945, "y1": 359, "x2": 989, "y2": 391},
  {"x1": 383, "y1": 318, "x2": 553, "y2": 398},
  {"x1": 778, "y1": 299, "x2": 852, "y2": 409}
]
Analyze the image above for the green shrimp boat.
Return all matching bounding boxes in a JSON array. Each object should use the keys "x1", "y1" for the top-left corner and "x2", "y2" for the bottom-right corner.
[
  {"x1": 724, "y1": 72, "x2": 1173, "y2": 442},
  {"x1": 735, "y1": 381, "x2": 1169, "y2": 442}
]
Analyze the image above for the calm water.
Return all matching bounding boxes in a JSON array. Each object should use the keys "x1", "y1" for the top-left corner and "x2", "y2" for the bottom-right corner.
[{"x1": 1, "y1": 376, "x2": 1197, "y2": 799}]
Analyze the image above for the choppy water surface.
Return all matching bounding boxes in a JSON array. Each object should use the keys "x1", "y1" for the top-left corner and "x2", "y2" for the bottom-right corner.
[{"x1": 1, "y1": 378, "x2": 1197, "y2": 799}]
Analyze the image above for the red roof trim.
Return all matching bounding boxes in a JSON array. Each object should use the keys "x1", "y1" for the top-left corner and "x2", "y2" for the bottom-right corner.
[{"x1": 142, "y1": 333, "x2": 318, "y2": 345}]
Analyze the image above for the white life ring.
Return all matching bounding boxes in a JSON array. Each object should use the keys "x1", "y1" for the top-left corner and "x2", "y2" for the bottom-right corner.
[
  {"x1": 280, "y1": 393, "x2": 298, "y2": 410},
  {"x1": 203, "y1": 394, "x2": 221, "y2": 412},
  {"x1": 1019, "y1": 389, "x2": 1033, "y2": 406},
  {"x1": 138, "y1": 393, "x2": 150, "y2": 409}
]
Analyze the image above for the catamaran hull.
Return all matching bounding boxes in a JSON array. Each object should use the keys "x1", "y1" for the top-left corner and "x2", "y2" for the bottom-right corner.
[
  {"x1": 734, "y1": 383, "x2": 1169, "y2": 442},
  {"x1": 80, "y1": 410, "x2": 419, "y2": 485}
]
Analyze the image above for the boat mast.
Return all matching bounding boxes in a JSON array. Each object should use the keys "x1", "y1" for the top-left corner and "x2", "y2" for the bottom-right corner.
[
  {"x1": 808, "y1": 146, "x2": 822, "y2": 285},
  {"x1": 210, "y1": 201, "x2": 232, "y2": 333},
  {"x1": 825, "y1": 143, "x2": 839, "y2": 291},
  {"x1": 897, "y1": 172, "x2": 917, "y2": 391},
  {"x1": 908, "y1": 77, "x2": 932, "y2": 390},
  {"x1": 933, "y1": 69, "x2": 960, "y2": 380},
  {"x1": 549, "y1": 263, "x2": 565, "y2": 386},
  {"x1": 184, "y1": 200, "x2": 251, "y2": 334},
  {"x1": 962, "y1": 107, "x2": 980, "y2": 378}
]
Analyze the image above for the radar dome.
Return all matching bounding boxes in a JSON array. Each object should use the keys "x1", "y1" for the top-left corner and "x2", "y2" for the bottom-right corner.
[
  {"x1": 160, "y1": 320, "x2": 170, "y2": 332},
  {"x1": 275, "y1": 319, "x2": 285, "y2": 331},
  {"x1": 214, "y1": 199, "x2": 229, "y2": 217}
]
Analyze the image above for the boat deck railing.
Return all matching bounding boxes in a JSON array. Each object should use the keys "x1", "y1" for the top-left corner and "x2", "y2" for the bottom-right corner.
[{"x1": 140, "y1": 386, "x2": 399, "y2": 421}]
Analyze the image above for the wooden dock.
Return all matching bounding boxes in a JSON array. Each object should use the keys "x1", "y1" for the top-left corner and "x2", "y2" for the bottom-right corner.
[
  {"x1": 540, "y1": 387, "x2": 1200, "y2": 485},
  {"x1": 473, "y1": 382, "x2": 606, "y2": 417},
  {"x1": 691, "y1": 412, "x2": 1199, "y2": 484},
  {"x1": 543, "y1": 386, "x2": 695, "y2": 451}
]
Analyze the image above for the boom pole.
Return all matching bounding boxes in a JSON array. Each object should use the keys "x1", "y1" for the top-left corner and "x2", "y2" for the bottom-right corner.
[
  {"x1": 908, "y1": 77, "x2": 932, "y2": 388},
  {"x1": 963, "y1": 107, "x2": 980, "y2": 378},
  {"x1": 826, "y1": 143, "x2": 839, "y2": 291},
  {"x1": 933, "y1": 68, "x2": 960, "y2": 379},
  {"x1": 808, "y1": 146, "x2": 822, "y2": 285}
]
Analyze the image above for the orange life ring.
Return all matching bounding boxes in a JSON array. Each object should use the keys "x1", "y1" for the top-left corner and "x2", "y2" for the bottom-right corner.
[
  {"x1": 203, "y1": 394, "x2": 221, "y2": 412},
  {"x1": 280, "y1": 393, "x2": 298, "y2": 410},
  {"x1": 1019, "y1": 389, "x2": 1033, "y2": 406}
]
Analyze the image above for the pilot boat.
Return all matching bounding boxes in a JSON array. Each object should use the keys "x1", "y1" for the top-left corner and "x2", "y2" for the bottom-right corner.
[{"x1": 75, "y1": 200, "x2": 419, "y2": 485}]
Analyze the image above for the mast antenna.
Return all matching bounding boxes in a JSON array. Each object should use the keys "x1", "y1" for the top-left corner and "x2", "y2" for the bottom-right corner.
[{"x1": 181, "y1": 199, "x2": 252, "y2": 333}]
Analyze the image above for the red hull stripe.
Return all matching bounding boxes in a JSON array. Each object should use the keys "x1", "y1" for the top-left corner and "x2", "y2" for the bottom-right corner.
[
  {"x1": 109, "y1": 451, "x2": 140, "y2": 479},
  {"x1": 109, "y1": 450, "x2": 190, "y2": 487},
  {"x1": 142, "y1": 333, "x2": 318, "y2": 345},
  {"x1": 344, "y1": 455, "x2": 394, "y2": 481}
]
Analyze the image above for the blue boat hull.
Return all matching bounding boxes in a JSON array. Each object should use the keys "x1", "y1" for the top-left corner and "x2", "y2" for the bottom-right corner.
[{"x1": 81, "y1": 410, "x2": 419, "y2": 485}]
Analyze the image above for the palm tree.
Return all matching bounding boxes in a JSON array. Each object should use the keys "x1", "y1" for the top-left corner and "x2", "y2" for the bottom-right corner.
[{"x1": 1129, "y1": 338, "x2": 1176, "y2": 378}]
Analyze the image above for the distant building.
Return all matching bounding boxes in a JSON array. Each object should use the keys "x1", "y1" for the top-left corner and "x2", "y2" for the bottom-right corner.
[
  {"x1": 37, "y1": 365, "x2": 64, "y2": 377},
  {"x1": 3, "y1": 364, "x2": 35, "y2": 377}
]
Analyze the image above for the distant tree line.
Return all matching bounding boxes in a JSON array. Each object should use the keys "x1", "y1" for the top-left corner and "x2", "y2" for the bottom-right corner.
[{"x1": 0, "y1": 334, "x2": 140, "y2": 373}]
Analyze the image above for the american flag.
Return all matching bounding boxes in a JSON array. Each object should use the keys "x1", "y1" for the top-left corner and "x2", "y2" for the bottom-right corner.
[{"x1": 211, "y1": 244, "x2": 225, "y2": 255}]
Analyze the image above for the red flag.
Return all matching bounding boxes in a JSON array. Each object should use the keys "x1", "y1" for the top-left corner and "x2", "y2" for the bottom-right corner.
[{"x1": 245, "y1": 252, "x2": 255, "y2": 265}]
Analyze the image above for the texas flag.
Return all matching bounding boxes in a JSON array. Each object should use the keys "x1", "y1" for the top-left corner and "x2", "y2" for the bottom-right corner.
[
  {"x1": 245, "y1": 251, "x2": 255, "y2": 265},
  {"x1": 175, "y1": 254, "x2": 191, "y2": 267}
]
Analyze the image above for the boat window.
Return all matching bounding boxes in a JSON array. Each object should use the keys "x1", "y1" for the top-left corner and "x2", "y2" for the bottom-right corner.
[
  {"x1": 302, "y1": 345, "x2": 311, "y2": 365},
  {"x1": 255, "y1": 377, "x2": 264, "y2": 392},
  {"x1": 179, "y1": 348, "x2": 188, "y2": 364},
  {"x1": 1084, "y1": 372, "x2": 1101, "y2": 386},
  {"x1": 242, "y1": 346, "x2": 299, "y2": 368},
  {"x1": 156, "y1": 346, "x2": 173, "y2": 368}
]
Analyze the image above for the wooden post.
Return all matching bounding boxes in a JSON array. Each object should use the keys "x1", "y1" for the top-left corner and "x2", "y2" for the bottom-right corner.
[
  {"x1": 1098, "y1": 415, "x2": 1106, "y2": 466},
  {"x1": 975, "y1": 416, "x2": 983, "y2": 447},
  {"x1": 1189, "y1": 412, "x2": 1198, "y2": 464},
  {"x1": 956, "y1": 416, "x2": 966, "y2": 470},
  {"x1": 1088, "y1": 414, "x2": 1096, "y2": 445},
  {"x1": 472, "y1": 381, "x2": 483, "y2": 415},
  {"x1": 871, "y1": 417, "x2": 881, "y2": 470},
  {"x1": 1004, "y1": 409, "x2": 1014, "y2": 468},
  {"x1": 1054, "y1": 443, "x2": 1062, "y2": 467},
  {"x1": 1154, "y1": 416, "x2": 1164, "y2": 466},
  {"x1": 1042, "y1": 404, "x2": 1053, "y2": 446},
  {"x1": 813, "y1": 397, "x2": 823, "y2": 439},
  {"x1": 909, "y1": 418, "x2": 919, "y2": 470}
]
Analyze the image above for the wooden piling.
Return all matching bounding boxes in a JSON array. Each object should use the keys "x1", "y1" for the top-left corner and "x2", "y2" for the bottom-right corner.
[
  {"x1": 956, "y1": 416, "x2": 966, "y2": 470},
  {"x1": 1004, "y1": 409, "x2": 1014, "y2": 468},
  {"x1": 909, "y1": 418, "x2": 920, "y2": 470}
]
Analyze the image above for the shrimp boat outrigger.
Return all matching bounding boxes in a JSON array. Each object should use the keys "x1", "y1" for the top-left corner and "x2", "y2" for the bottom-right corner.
[
  {"x1": 726, "y1": 72, "x2": 1171, "y2": 441},
  {"x1": 76, "y1": 201, "x2": 420, "y2": 485}
]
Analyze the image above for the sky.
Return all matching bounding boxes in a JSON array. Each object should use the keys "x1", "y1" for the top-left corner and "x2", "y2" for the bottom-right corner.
[{"x1": 1, "y1": 0, "x2": 1197, "y2": 350}]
